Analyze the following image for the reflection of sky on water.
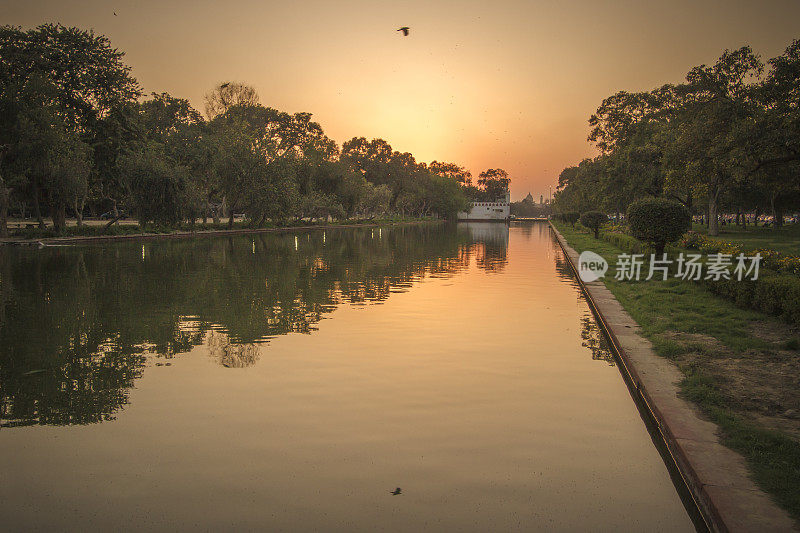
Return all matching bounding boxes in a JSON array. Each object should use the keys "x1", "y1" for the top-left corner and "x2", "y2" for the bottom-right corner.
[
  {"x1": 0, "y1": 223, "x2": 693, "y2": 532},
  {"x1": 0, "y1": 224, "x2": 508, "y2": 426}
]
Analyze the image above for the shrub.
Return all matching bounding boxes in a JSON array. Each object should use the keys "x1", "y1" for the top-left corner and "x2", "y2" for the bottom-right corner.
[
  {"x1": 681, "y1": 233, "x2": 800, "y2": 277},
  {"x1": 603, "y1": 231, "x2": 647, "y2": 254},
  {"x1": 627, "y1": 198, "x2": 689, "y2": 256},
  {"x1": 579, "y1": 211, "x2": 607, "y2": 238},
  {"x1": 604, "y1": 222, "x2": 629, "y2": 234},
  {"x1": 679, "y1": 231, "x2": 705, "y2": 250},
  {"x1": 565, "y1": 212, "x2": 580, "y2": 227},
  {"x1": 704, "y1": 274, "x2": 800, "y2": 327},
  {"x1": 564, "y1": 214, "x2": 800, "y2": 328}
]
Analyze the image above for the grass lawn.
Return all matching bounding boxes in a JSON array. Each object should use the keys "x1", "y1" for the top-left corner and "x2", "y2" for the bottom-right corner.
[
  {"x1": 692, "y1": 222, "x2": 800, "y2": 255},
  {"x1": 553, "y1": 220, "x2": 800, "y2": 522}
]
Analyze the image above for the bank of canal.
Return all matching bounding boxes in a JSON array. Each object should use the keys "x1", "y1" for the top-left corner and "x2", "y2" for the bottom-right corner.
[
  {"x1": 550, "y1": 222, "x2": 796, "y2": 532},
  {"x1": 1, "y1": 222, "x2": 696, "y2": 530}
]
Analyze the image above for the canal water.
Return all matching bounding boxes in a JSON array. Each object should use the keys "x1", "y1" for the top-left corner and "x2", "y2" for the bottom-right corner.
[{"x1": 0, "y1": 222, "x2": 695, "y2": 531}]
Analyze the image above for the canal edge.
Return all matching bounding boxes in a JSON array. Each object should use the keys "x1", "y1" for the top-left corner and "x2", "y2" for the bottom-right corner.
[
  {"x1": 0, "y1": 220, "x2": 443, "y2": 246},
  {"x1": 549, "y1": 222, "x2": 797, "y2": 533}
]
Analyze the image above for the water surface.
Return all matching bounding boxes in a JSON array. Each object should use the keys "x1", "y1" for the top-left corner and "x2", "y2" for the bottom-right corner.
[{"x1": 0, "y1": 223, "x2": 694, "y2": 531}]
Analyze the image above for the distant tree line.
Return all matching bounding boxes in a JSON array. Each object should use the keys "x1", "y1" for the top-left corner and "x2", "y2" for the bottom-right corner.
[
  {"x1": 510, "y1": 195, "x2": 551, "y2": 218},
  {"x1": 0, "y1": 24, "x2": 512, "y2": 236},
  {"x1": 553, "y1": 38, "x2": 800, "y2": 236}
]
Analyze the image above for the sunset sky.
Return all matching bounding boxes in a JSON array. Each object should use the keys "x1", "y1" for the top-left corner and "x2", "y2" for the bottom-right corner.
[{"x1": 5, "y1": 0, "x2": 800, "y2": 199}]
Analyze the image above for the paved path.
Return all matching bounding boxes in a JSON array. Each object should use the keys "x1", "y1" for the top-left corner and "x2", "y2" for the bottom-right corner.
[{"x1": 550, "y1": 223, "x2": 796, "y2": 533}]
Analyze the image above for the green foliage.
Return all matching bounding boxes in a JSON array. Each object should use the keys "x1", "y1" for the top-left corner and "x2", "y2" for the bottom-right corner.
[
  {"x1": 427, "y1": 174, "x2": 470, "y2": 220},
  {"x1": 428, "y1": 161, "x2": 472, "y2": 186},
  {"x1": 476, "y1": 168, "x2": 510, "y2": 201},
  {"x1": 705, "y1": 274, "x2": 800, "y2": 327},
  {"x1": 120, "y1": 146, "x2": 195, "y2": 226},
  {"x1": 555, "y1": 39, "x2": 800, "y2": 238},
  {"x1": 579, "y1": 211, "x2": 606, "y2": 238},
  {"x1": 555, "y1": 220, "x2": 800, "y2": 518},
  {"x1": 0, "y1": 225, "x2": 468, "y2": 427},
  {"x1": 680, "y1": 367, "x2": 800, "y2": 520},
  {"x1": 681, "y1": 230, "x2": 800, "y2": 277},
  {"x1": 627, "y1": 198, "x2": 689, "y2": 255},
  {"x1": 204, "y1": 82, "x2": 259, "y2": 120},
  {"x1": 510, "y1": 198, "x2": 550, "y2": 218},
  {"x1": 565, "y1": 216, "x2": 800, "y2": 329},
  {"x1": 0, "y1": 23, "x2": 141, "y2": 233},
  {"x1": 0, "y1": 24, "x2": 472, "y2": 234},
  {"x1": 566, "y1": 212, "x2": 579, "y2": 227},
  {"x1": 293, "y1": 190, "x2": 345, "y2": 222},
  {"x1": 602, "y1": 230, "x2": 648, "y2": 254}
]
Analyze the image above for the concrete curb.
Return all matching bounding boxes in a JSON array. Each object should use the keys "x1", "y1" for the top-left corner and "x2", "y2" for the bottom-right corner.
[
  {"x1": 0, "y1": 220, "x2": 441, "y2": 246},
  {"x1": 549, "y1": 222, "x2": 797, "y2": 533}
]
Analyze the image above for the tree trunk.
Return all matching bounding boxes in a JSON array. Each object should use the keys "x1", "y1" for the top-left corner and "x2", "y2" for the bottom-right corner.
[
  {"x1": 768, "y1": 195, "x2": 782, "y2": 228},
  {"x1": 228, "y1": 207, "x2": 235, "y2": 229},
  {"x1": 0, "y1": 184, "x2": 11, "y2": 238},
  {"x1": 708, "y1": 190, "x2": 719, "y2": 236},
  {"x1": 72, "y1": 199, "x2": 84, "y2": 227},
  {"x1": 33, "y1": 188, "x2": 44, "y2": 228},
  {"x1": 52, "y1": 201, "x2": 67, "y2": 233},
  {"x1": 685, "y1": 191, "x2": 693, "y2": 230}
]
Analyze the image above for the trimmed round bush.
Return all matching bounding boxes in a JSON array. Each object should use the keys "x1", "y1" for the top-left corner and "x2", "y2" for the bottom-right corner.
[
  {"x1": 627, "y1": 198, "x2": 690, "y2": 256},
  {"x1": 579, "y1": 211, "x2": 607, "y2": 238}
]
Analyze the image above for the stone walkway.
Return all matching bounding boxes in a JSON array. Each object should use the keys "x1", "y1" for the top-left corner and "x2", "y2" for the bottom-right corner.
[{"x1": 550, "y1": 223, "x2": 796, "y2": 532}]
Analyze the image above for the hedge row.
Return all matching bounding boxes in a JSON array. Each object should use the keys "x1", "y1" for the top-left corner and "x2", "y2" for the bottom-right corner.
[
  {"x1": 586, "y1": 227, "x2": 800, "y2": 327},
  {"x1": 601, "y1": 231, "x2": 648, "y2": 255},
  {"x1": 706, "y1": 274, "x2": 800, "y2": 326},
  {"x1": 552, "y1": 212, "x2": 580, "y2": 226},
  {"x1": 680, "y1": 231, "x2": 800, "y2": 277}
]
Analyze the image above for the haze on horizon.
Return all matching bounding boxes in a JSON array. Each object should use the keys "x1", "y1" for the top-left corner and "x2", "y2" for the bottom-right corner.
[{"x1": 5, "y1": 0, "x2": 800, "y2": 200}]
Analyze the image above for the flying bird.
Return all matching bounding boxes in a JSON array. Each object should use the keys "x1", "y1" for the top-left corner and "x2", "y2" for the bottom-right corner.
[
  {"x1": 397, "y1": 27, "x2": 410, "y2": 36},
  {"x1": 113, "y1": 11, "x2": 117, "y2": 16},
  {"x1": 390, "y1": 487, "x2": 402, "y2": 495}
]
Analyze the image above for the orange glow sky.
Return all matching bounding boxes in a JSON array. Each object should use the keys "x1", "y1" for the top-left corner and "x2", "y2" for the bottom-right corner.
[{"x1": 5, "y1": 0, "x2": 800, "y2": 199}]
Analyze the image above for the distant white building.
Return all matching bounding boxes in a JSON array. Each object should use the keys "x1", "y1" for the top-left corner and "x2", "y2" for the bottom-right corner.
[{"x1": 457, "y1": 191, "x2": 511, "y2": 221}]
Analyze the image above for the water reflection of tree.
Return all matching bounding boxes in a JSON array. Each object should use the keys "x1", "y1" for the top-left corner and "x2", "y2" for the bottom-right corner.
[
  {"x1": 580, "y1": 314, "x2": 615, "y2": 365},
  {"x1": 207, "y1": 330, "x2": 260, "y2": 368},
  {"x1": 552, "y1": 248, "x2": 615, "y2": 365},
  {"x1": 0, "y1": 224, "x2": 505, "y2": 427},
  {"x1": 554, "y1": 252, "x2": 577, "y2": 282},
  {"x1": 459, "y1": 223, "x2": 509, "y2": 273}
]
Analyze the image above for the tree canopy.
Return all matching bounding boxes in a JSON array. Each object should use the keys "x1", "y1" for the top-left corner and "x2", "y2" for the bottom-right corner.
[
  {"x1": 554, "y1": 38, "x2": 800, "y2": 236},
  {"x1": 0, "y1": 24, "x2": 512, "y2": 235}
]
